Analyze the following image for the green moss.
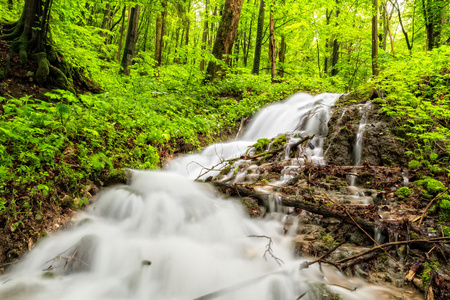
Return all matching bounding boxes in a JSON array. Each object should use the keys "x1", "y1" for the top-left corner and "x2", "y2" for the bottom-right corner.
[
  {"x1": 253, "y1": 138, "x2": 271, "y2": 153},
  {"x1": 408, "y1": 160, "x2": 422, "y2": 169},
  {"x1": 415, "y1": 177, "x2": 445, "y2": 195},
  {"x1": 395, "y1": 187, "x2": 412, "y2": 199},
  {"x1": 272, "y1": 134, "x2": 287, "y2": 148},
  {"x1": 439, "y1": 198, "x2": 450, "y2": 221}
]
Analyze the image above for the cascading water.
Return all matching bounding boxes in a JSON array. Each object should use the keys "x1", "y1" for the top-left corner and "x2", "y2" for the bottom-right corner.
[
  {"x1": 0, "y1": 93, "x2": 409, "y2": 300},
  {"x1": 166, "y1": 93, "x2": 340, "y2": 180},
  {"x1": 345, "y1": 102, "x2": 373, "y2": 204}
]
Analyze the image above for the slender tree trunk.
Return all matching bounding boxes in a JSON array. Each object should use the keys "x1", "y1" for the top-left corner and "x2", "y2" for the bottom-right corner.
[
  {"x1": 330, "y1": 39, "x2": 339, "y2": 76},
  {"x1": 200, "y1": 0, "x2": 210, "y2": 71},
  {"x1": 324, "y1": 9, "x2": 332, "y2": 74},
  {"x1": 252, "y1": 0, "x2": 265, "y2": 75},
  {"x1": 244, "y1": 7, "x2": 255, "y2": 67},
  {"x1": 269, "y1": 2, "x2": 276, "y2": 81},
  {"x1": 330, "y1": 0, "x2": 340, "y2": 76},
  {"x1": 155, "y1": 0, "x2": 167, "y2": 67},
  {"x1": 372, "y1": 0, "x2": 379, "y2": 76},
  {"x1": 121, "y1": 5, "x2": 140, "y2": 75},
  {"x1": 117, "y1": 6, "x2": 126, "y2": 62}
]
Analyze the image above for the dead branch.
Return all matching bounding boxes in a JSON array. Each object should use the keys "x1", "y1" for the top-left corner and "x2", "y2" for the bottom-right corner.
[
  {"x1": 322, "y1": 192, "x2": 398, "y2": 262},
  {"x1": 417, "y1": 188, "x2": 449, "y2": 227},
  {"x1": 249, "y1": 235, "x2": 284, "y2": 266},
  {"x1": 335, "y1": 237, "x2": 450, "y2": 265}
]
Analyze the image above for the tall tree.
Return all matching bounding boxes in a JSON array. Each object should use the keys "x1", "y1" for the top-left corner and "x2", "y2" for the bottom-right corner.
[
  {"x1": 422, "y1": 0, "x2": 444, "y2": 50},
  {"x1": 121, "y1": 5, "x2": 140, "y2": 75},
  {"x1": 372, "y1": 0, "x2": 379, "y2": 76},
  {"x1": 252, "y1": 0, "x2": 265, "y2": 75},
  {"x1": 268, "y1": 0, "x2": 276, "y2": 80},
  {"x1": 155, "y1": 0, "x2": 168, "y2": 67},
  {"x1": 206, "y1": 0, "x2": 245, "y2": 79},
  {"x1": 200, "y1": 0, "x2": 210, "y2": 71},
  {"x1": 0, "y1": 0, "x2": 74, "y2": 89}
]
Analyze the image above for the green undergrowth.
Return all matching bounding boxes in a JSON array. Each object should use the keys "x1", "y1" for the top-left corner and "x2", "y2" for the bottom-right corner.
[
  {"x1": 371, "y1": 46, "x2": 450, "y2": 172},
  {"x1": 0, "y1": 70, "x2": 305, "y2": 231}
]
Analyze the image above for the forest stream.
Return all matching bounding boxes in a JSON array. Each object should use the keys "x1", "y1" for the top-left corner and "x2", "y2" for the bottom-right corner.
[{"x1": 0, "y1": 93, "x2": 430, "y2": 299}]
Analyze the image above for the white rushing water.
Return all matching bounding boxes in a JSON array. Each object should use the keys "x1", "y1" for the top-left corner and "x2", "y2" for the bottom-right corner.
[
  {"x1": 0, "y1": 171, "x2": 398, "y2": 300},
  {"x1": 0, "y1": 93, "x2": 406, "y2": 300},
  {"x1": 166, "y1": 93, "x2": 340, "y2": 180}
]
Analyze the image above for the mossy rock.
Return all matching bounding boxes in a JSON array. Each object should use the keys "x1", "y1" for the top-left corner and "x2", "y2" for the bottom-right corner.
[{"x1": 102, "y1": 168, "x2": 129, "y2": 186}]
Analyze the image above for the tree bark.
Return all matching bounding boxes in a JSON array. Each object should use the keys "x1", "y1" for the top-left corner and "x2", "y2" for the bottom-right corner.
[
  {"x1": 422, "y1": 0, "x2": 444, "y2": 50},
  {"x1": 330, "y1": 1, "x2": 340, "y2": 76},
  {"x1": 155, "y1": 0, "x2": 167, "y2": 67},
  {"x1": 252, "y1": 0, "x2": 265, "y2": 75},
  {"x1": 268, "y1": 2, "x2": 276, "y2": 81},
  {"x1": 0, "y1": 0, "x2": 75, "y2": 90},
  {"x1": 206, "y1": 0, "x2": 244, "y2": 80},
  {"x1": 121, "y1": 5, "x2": 140, "y2": 75},
  {"x1": 200, "y1": 0, "x2": 210, "y2": 71},
  {"x1": 117, "y1": 6, "x2": 127, "y2": 62},
  {"x1": 371, "y1": 0, "x2": 379, "y2": 76}
]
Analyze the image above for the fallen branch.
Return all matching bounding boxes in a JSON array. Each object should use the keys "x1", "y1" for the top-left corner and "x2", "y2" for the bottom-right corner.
[
  {"x1": 249, "y1": 235, "x2": 284, "y2": 266},
  {"x1": 335, "y1": 237, "x2": 450, "y2": 264},
  {"x1": 417, "y1": 188, "x2": 449, "y2": 227},
  {"x1": 322, "y1": 191, "x2": 398, "y2": 262},
  {"x1": 213, "y1": 182, "x2": 381, "y2": 234}
]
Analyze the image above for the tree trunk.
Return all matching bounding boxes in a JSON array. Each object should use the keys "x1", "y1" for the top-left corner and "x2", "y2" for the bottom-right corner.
[
  {"x1": 371, "y1": 0, "x2": 379, "y2": 76},
  {"x1": 155, "y1": 0, "x2": 167, "y2": 67},
  {"x1": 8, "y1": 0, "x2": 13, "y2": 10},
  {"x1": 269, "y1": 2, "x2": 276, "y2": 81},
  {"x1": 423, "y1": 0, "x2": 443, "y2": 50},
  {"x1": 0, "y1": 0, "x2": 75, "y2": 90},
  {"x1": 330, "y1": 1, "x2": 340, "y2": 76},
  {"x1": 206, "y1": 0, "x2": 244, "y2": 80},
  {"x1": 200, "y1": 0, "x2": 210, "y2": 71},
  {"x1": 117, "y1": 6, "x2": 127, "y2": 62},
  {"x1": 252, "y1": 0, "x2": 265, "y2": 75},
  {"x1": 121, "y1": 5, "x2": 140, "y2": 75}
]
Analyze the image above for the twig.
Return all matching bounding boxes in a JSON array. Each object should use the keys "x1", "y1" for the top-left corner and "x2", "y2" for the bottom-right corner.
[
  {"x1": 249, "y1": 235, "x2": 284, "y2": 266},
  {"x1": 418, "y1": 188, "x2": 448, "y2": 227},
  {"x1": 335, "y1": 237, "x2": 450, "y2": 264},
  {"x1": 300, "y1": 237, "x2": 349, "y2": 269},
  {"x1": 322, "y1": 191, "x2": 398, "y2": 262}
]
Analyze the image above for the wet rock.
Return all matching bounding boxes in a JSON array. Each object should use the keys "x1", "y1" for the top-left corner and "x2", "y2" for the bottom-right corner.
[{"x1": 324, "y1": 100, "x2": 408, "y2": 167}]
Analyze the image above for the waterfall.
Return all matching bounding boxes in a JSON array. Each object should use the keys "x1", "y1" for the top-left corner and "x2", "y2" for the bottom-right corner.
[
  {"x1": 0, "y1": 94, "x2": 404, "y2": 300},
  {"x1": 166, "y1": 93, "x2": 340, "y2": 180},
  {"x1": 352, "y1": 102, "x2": 372, "y2": 167},
  {"x1": 347, "y1": 102, "x2": 372, "y2": 188}
]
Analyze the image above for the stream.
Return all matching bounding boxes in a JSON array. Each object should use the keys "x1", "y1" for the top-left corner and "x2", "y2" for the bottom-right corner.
[{"x1": 0, "y1": 93, "x2": 414, "y2": 300}]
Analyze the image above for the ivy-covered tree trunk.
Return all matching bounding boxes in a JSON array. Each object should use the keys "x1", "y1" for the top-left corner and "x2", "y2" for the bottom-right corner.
[
  {"x1": 0, "y1": 0, "x2": 75, "y2": 90},
  {"x1": 121, "y1": 5, "x2": 140, "y2": 75},
  {"x1": 252, "y1": 0, "x2": 265, "y2": 75},
  {"x1": 206, "y1": 0, "x2": 244, "y2": 80}
]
